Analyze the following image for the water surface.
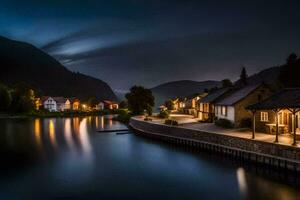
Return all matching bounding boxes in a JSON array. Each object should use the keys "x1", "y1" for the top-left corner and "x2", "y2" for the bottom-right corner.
[{"x1": 0, "y1": 116, "x2": 299, "y2": 200}]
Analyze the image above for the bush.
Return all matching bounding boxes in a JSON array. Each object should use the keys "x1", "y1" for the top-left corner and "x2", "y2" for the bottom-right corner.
[
  {"x1": 165, "y1": 119, "x2": 178, "y2": 126},
  {"x1": 158, "y1": 110, "x2": 169, "y2": 119},
  {"x1": 240, "y1": 118, "x2": 252, "y2": 128},
  {"x1": 113, "y1": 110, "x2": 132, "y2": 124},
  {"x1": 214, "y1": 118, "x2": 234, "y2": 128}
]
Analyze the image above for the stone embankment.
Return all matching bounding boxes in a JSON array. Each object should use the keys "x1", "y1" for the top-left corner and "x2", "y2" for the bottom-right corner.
[{"x1": 130, "y1": 117, "x2": 300, "y2": 172}]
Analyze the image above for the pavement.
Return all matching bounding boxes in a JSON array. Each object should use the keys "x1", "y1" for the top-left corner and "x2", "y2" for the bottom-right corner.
[{"x1": 158, "y1": 114, "x2": 300, "y2": 147}]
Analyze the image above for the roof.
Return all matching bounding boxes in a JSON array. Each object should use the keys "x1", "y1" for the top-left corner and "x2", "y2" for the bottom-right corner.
[
  {"x1": 247, "y1": 88, "x2": 300, "y2": 110},
  {"x1": 103, "y1": 100, "x2": 118, "y2": 104},
  {"x1": 42, "y1": 96, "x2": 68, "y2": 104},
  {"x1": 200, "y1": 88, "x2": 231, "y2": 103},
  {"x1": 52, "y1": 97, "x2": 68, "y2": 104},
  {"x1": 216, "y1": 84, "x2": 262, "y2": 106}
]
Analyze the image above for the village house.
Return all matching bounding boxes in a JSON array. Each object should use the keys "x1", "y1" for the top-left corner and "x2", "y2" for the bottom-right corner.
[
  {"x1": 247, "y1": 88, "x2": 300, "y2": 145},
  {"x1": 214, "y1": 84, "x2": 273, "y2": 128},
  {"x1": 103, "y1": 100, "x2": 119, "y2": 110},
  {"x1": 42, "y1": 97, "x2": 71, "y2": 112},
  {"x1": 198, "y1": 88, "x2": 231, "y2": 122},
  {"x1": 69, "y1": 98, "x2": 80, "y2": 110},
  {"x1": 95, "y1": 101, "x2": 105, "y2": 110},
  {"x1": 168, "y1": 98, "x2": 185, "y2": 112},
  {"x1": 183, "y1": 93, "x2": 208, "y2": 117}
]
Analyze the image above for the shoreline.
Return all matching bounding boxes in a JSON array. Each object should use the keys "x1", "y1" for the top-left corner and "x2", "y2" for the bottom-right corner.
[
  {"x1": 0, "y1": 110, "x2": 123, "y2": 119},
  {"x1": 129, "y1": 117, "x2": 300, "y2": 172}
]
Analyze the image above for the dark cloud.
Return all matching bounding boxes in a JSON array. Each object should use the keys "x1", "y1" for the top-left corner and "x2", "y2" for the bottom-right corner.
[{"x1": 1, "y1": 0, "x2": 300, "y2": 90}]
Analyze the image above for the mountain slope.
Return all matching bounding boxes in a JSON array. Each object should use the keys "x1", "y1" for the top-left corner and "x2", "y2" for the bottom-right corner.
[
  {"x1": 151, "y1": 80, "x2": 221, "y2": 107},
  {"x1": 0, "y1": 36, "x2": 117, "y2": 101},
  {"x1": 236, "y1": 66, "x2": 281, "y2": 86}
]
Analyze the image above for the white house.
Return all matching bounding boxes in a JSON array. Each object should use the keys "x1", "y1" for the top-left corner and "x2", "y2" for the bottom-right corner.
[
  {"x1": 42, "y1": 97, "x2": 71, "y2": 112},
  {"x1": 214, "y1": 84, "x2": 273, "y2": 127},
  {"x1": 95, "y1": 102, "x2": 105, "y2": 110}
]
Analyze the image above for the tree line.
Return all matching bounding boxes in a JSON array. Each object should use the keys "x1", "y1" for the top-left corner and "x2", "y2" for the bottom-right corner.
[{"x1": 0, "y1": 82, "x2": 36, "y2": 113}]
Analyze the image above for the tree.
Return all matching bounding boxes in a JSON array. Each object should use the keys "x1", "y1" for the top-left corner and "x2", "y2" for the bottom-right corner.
[
  {"x1": 286, "y1": 53, "x2": 297, "y2": 64},
  {"x1": 279, "y1": 54, "x2": 300, "y2": 87},
  {"x1": 221, "y1": 79, "x2": 233, "y2": 88},
  {"x1": 125, "y1": 86, "x2": 155, "y2": 115},
  {"x1": 240, "y1": 67, "x2": 248, "y2": 86},
  {"x1": 164, "y1": 99, "x2": 175, "y2": 110},
  {"x1": 119, "y1": 100, "x2": 128, "y2": 109},
  {"x1": 87, "y1": 97, "x2": 98, "y2": 108},
  {"x1": 0, "y1": 83, "x2": 11, "y2": 111},
  {"x1": 10, "y1": 83, "x2": 35, "y2": 113}
]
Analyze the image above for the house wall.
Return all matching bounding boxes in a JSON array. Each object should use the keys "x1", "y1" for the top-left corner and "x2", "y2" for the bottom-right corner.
[
  {"x1": 43, "y1": 98, "x2": 57, "y2": 112},
  {"x1": 215, "y1": 105, "x2": 235, "y2": 123},
  {"x1": 255, "y1": 110, "x2": 276, "y2": 133},
  {"x1": 234, "y1": 85, "x2": 273, "y2": 127},
  {"x1": 64, "y1": 100, "x2": 71, "y2": 110}
]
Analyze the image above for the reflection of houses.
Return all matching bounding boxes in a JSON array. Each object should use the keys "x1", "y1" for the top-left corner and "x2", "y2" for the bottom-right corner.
[
  {"x1": 214, "y1": 84, "x2": 272, "y2": 127},
  {"x1": 198, "y1": 88, "x2": 231, "y2": 122},
  {"x1": 42, "y1": 96, "x2": 71, "y2": 112},
  {"x1": 247, "y1": 88, "x2": 300, "y2": 145},
  {"x1": 103, "y1": 100, "x2": 119, "y2": 110}
]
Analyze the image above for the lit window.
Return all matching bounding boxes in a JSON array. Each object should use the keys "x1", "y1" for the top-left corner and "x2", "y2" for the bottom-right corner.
[
  {"x1": 260, "y1": 112, "x2": 268, "y2": 122},
  {"x1": 221, "y1": 106, "x2": 227, "y2": 116}
]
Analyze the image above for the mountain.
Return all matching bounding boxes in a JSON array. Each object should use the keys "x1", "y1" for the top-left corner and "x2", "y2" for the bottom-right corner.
[
  {"x1": 151, "y1": 80, "x2": 221, "y2": 107},
  {"x1": 0, "y1": 36, "x2": 117, "y2": 101},
  {"x1": 236, "y1": 66, "x2": 281, "y2": 86}
]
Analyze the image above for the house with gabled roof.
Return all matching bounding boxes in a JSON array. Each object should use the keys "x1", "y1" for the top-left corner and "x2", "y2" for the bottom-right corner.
[
  {"x1": 184, "y1": 93, "x2": 208, "y2": 117},
  {"x1": 103, "y1": 100, "x2": 119, "y2": 110},
  {"x1": 42, "y1": 96, "x2": 71, "y2": 112},
  {"x1": 214, "y1": 84, "x2": 273, "y2": 127},
  {"x1": 198, "y1": 88, "x2": 231, "y2": 122},
  {"x1": 247, "y1": 88, "x2": 300, "y2": 145}
]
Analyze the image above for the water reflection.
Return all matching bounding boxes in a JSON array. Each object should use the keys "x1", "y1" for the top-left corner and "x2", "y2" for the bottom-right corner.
[
  {"x1": 49, "y1": 119, "x2": 58, "y2": 150},
  {"x1": 101, "y1": 115, "x2": 104, "y2": 129},
  {"x1": 78, "y1": 118, "x2": 93, "y2": 162},
  {"x1": 237, "y1": 167, "x2": 247, "y2": 198},
  {"x1": 64, "y1": 118, "x2": 75, "y2": 151},
  {"x1": 1, "y1": 116, "x2": 300, "y2": 199},
  {"x1": 34, "y1": 119, "x2": 42, "y2": 149}
]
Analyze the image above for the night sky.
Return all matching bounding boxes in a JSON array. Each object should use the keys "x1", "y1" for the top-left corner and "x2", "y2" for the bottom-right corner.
[{"x1": 1, "y1": 0, "x2": 300, "y2": 92}]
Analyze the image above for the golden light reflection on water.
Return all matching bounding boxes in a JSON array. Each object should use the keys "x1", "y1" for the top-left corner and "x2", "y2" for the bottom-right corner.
[
  {"x1": 108, "y1": 117, "x2": 113, "y2": 127},
  {"x1": 73, "y1": 118, "x2": 80, "y2": 134},
  {"x1": 79, "y1": 118, "x2": 93, "y2": 161},
  {"x1": 49, "y1": 119, "x2": 58, "y2": 150},
  {"x1": 101, "y1": 116, "x2": 104, "y2": 129},
  {"x1": 95, "y1": 116, "x2": 99, "y2": 129},
  {"x1": 237, "y1": 167, "x2": 247, "y2": 197},
  {"x1": 34, "y1": 119, "x2": 42, "y2": 148},
  {"x1": 64, "y1": 118, "x2": 75, "y2": 150}
]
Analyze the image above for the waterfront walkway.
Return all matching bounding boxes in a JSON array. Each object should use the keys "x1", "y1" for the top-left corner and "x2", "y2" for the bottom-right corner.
[{"x1": 147, "y1": 114, "x2": 300, "y2": 148}]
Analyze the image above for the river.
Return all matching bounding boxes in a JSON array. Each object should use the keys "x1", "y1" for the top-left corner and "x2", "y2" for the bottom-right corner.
[{"x1": 0, "y1": 115, "x2": 299, "y2": 200}]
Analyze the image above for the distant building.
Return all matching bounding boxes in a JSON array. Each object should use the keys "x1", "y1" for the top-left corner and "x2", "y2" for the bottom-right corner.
[
  {"x1": 69, "y1": 98, "x2": 80, "y2": 111},
  {"x1": 42, "y1": 96, "x2": 71, "y2": 112},
  {"x1": 103, "y1": 100, "x2": 119, "y2": 110},
  {"x1": 214, "y1": 84, "x2": 273, "y2": 128},
  {"x1": 183, "y1": 93, "x2": 208, "y2": 117},
  {"x1": 95, "y1": 102, "x2": 105, "y2": 110},
  {"x1": 198, "y1": 88, "x2": 231, "y2": 122}
]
